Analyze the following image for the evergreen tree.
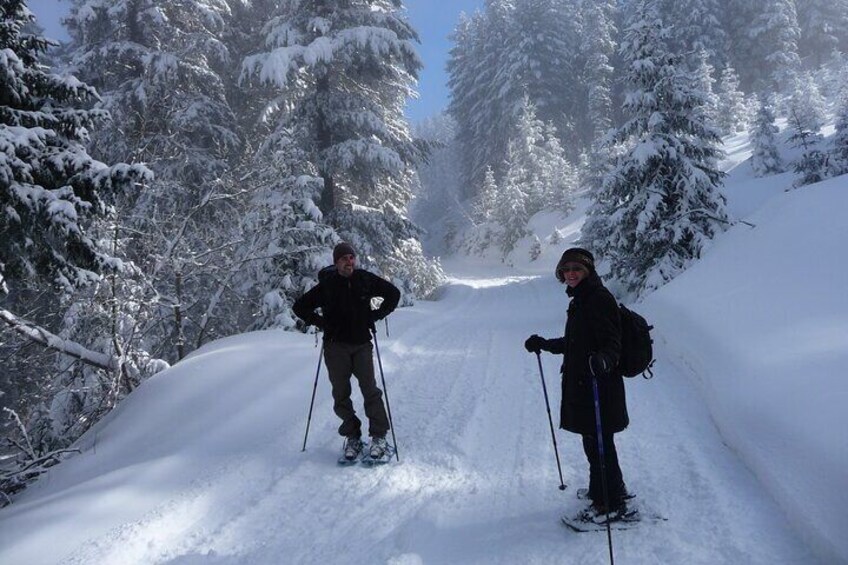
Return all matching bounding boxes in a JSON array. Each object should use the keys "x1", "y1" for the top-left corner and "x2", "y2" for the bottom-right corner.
[
  {"x1": 1, "y1": 0, "x2": 149, "y2": 295},
  {"x1": 447, "y1": 11, "x2": 492, "y2": 198},
  {"x1": 236, "y1": 133, "x2": 336, "y2": 329},
  {"x1": 787, "y1": 91, "x2": 827, "y2": 188},
  {"x1": 726, "y1": 0, "x2": 800, "y2": 93},
  {"x1": 665, "y1": 0, "x2": 728, "y2": 70},
  {"x1": 583, "y1": 0, "x2": 729, "y2": 295},
  {"x1": 410, "y1": 114, "x2": 465, "y2": 255},
  {"x1": 64, "y1": 0, "x2": 248, "y2": 357},
  {"x1": 750, "y1": 98, "x2": 784, "y2": 176},
  {"x1": 829, "y1": 96, "x2": 848, "y2": 177},
  {"x1": 797, "y1": 0, "x2": 848, "y2": 67},
  {"x1": 448, "y1": 0, "x2": 582, "y2": 193},
  {"x1": 493, "y1": 149, "x2": 530, "y2": 257},
  {"x1": 1, "y1": 0, "x2": 150, "y2": 499},
  {"x1": 715, "y1": 66, "x2": 748, "y2": 135},
  {"x1": 692, "y1": 50, "x2": 719, "y2": 127},
  {"x1": 787, "y1": 73, "x2": 828, "y2": 136},
  {"x1": 580, "y1": 0, "x2": 617, "y2": 144},
  {"x1": 242, "y1": 0, "x2": 442, "y2": 298}
]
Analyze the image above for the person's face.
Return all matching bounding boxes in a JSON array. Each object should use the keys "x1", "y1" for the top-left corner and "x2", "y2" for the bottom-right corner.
[
  {"x1": 559, "y1": 262, "x2": 589, "y2": 288},
  {"x1": 335, "y1": 253, "x2": 356, "y2": 277}
]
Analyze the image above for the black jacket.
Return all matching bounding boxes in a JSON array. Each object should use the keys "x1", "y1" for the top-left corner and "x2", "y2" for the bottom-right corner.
[
  {"x1": 293, "y1": 268, "x2": 401, "y2": 345},
  {"x1": 546, "y1": 273, "x2": 628, "y2": 435}
]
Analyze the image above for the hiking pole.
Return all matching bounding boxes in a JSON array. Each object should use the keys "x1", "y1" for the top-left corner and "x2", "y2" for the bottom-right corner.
[
  {"x1": 535, "y1": 352, "x2": 567, "y2": 491},
  {"x1": 590, "y1": 370, "x2": 615, "y2": 565},
  {"x1": 301, "y1": 342, "x2": 324, "y2": 452},
  {"x1": 373, "y1": 330, "x2": 400, "y2": 462}
]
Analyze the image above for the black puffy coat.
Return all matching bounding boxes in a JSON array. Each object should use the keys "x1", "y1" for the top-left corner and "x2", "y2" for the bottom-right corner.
[
  {"x1": 293, "y1": 268, "x2": 400, "y2": 345},
  {"x1": 545, "y1": 273, "x2": 628, "y2": 435}
]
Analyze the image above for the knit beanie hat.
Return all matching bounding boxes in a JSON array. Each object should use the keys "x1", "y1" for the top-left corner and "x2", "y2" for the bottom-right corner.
[
  {"x1": 555, "y1": 247, "x2": 595, "y2": 281},
  {"x1": 333, "y1": 242, "x2": 356, "y2": 263}
]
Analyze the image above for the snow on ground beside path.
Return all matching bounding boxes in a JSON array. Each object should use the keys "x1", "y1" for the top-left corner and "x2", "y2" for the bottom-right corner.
[
  {"x1": 643, "y1": 175, "x2": 848, "y2": 564},
  {"x1": 0, "y1": 273, "x2": 827, "y2": 564}
]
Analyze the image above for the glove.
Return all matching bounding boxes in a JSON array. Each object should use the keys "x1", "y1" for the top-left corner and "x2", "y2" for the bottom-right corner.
[
  {"x1": 589, "y1": 352, "x2": 611, "y2": 377},
  {"x1": 524, "y1": 334, "x2": 547, "y2": 354},
  {"x1": 310, "y1": 314, "x2": 325, "y2": 330}
]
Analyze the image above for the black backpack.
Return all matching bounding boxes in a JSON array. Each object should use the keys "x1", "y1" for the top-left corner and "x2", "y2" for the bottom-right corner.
[{"x1": 618, "y1": 304, "x2": 655, "y2": 378}]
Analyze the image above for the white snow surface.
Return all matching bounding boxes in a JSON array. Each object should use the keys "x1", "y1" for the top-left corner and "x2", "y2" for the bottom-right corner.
[{"x1": 1, "y1": 135, "x2": 847, "y2": 564}]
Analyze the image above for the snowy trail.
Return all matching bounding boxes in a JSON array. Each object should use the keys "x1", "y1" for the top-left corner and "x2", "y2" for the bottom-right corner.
[{"x1": 1, "y1": 274, "x2": 822, "y2": 564}]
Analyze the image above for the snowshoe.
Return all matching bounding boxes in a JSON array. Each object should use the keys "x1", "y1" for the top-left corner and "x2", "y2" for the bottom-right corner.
[
  {"x1": 337, "y1": 436, "x2": 367, "y2": 466},
  {"x1": 561, "y1": 499, "x2": 665, "y2": 533},
  {"x1": 361, "y1": 436, "x2": 394, "y2": 466}
]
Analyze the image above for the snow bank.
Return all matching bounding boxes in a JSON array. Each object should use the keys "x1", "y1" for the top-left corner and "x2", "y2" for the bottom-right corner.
[{"x1": 644, "y1": 176, "x2": 848, "y2": 563}]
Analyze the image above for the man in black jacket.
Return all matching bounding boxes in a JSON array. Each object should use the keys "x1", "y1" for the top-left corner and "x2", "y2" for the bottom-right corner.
[
  {"x1": 525, "y1": 247, "x2": 630, "y2": 519},
  {"x1": 293, "y1": 242, "x2": 401, "y2": 462}
]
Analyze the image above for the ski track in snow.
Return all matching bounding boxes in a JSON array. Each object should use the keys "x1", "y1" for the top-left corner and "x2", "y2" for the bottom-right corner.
[{"x1": 43, "y1": 275, "x2": 821, "y2": 564}]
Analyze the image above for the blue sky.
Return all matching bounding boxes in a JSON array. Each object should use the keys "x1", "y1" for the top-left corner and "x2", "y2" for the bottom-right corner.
[{"x1": 27, "y1": 0, "x2": 482, "y2": 123}]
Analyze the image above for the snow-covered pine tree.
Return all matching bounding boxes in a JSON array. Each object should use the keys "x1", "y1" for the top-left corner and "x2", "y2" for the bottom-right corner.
[
  {"x1": 726, "y1": 0, "x2": 801, "y2": 93},
  {"x1": 0, "y1": 0, "x2": 148, "y2": 295},
  {"x1": 584, "y1": 0, "x2": 729, "y2": 295},
  {"x1": 1, "y1": 0, "x2": 151, "y2": 502},
  {"x1": 665, "y1": 0, "x2": 728, "y2": 70},
  {"x1": 460, "y1": 97, "x2": 577, "y2": 258},
  {"x1": 529, "y1": 235, "x2": 542, "y2": 261},
  {"x1": 816, "y1": 50, "x2": 848, "y2": 111},
  {"x1": 511, "y1": 0, "x2": 581, "y2": 150},
  {"x1": 692, "y1": 50, "x2": 720, "y2": 128},
  {"x1": 234, "y1": 129, "x2": 336, "y2": 330},
  {"x1": 446, "y1": 11, "x2": 490, "y2": 198},
  {"x1": 829, "y1": 95, "x2": 848, "y2": 177},
  {"x1": 797, "y1": 0, "x2": 848, "y2": 67},
  {"x1": 64, "y1": 0, "x2": 248, "y2": 358},
  {"x1": 538, "y1": 122, "x2": 578, "y2": 212},
  {"x1": 493, "y1": 150, "x2": 530, "y2": 257},
  {"x1": 474, "y1": 166, "x2": 499, "y2": 225},
  {"x1": 715, "y1": 65, "x2": 748, "y2": 135},
  {"x1": 580, "y1": 0, "x2": 617, "y2": 146},
  {"x1": 750, "y1": 97, "x2": 784, "y2": 176},
  {"x1": 448, "y1": 0, "x2": 582, "y2": 192},
  {"x1": 787, "y1": 73, "x2": 828, "y2": 137},
  {"x1": 787, "y1": 81, "x2": 828, "y2": 188},
  {"x1": 410, "y1": 114, "x2": 466, "y2": 255},
  {"x1": 242, "y1": 0, "x2": 442, "y2": 300},
  {"x1": 460, "y1": 166, "x2": 500, "y2": 256}
]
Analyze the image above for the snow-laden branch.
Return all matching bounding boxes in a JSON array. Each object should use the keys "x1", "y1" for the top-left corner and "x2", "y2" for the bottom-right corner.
[{"x1": 0, "y1": 308, "x2": 118, "y2": 371}]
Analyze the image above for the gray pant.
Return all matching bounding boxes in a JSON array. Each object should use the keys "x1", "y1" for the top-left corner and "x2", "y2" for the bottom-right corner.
[{"x1": 323, "y1": 341, "x2": 390, "y2": 438}]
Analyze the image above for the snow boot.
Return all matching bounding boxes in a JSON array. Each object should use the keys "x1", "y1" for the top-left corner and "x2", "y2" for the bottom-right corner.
[
  {"x1": 362, "y1": 436, "x2": 393, "y2": 466},
  {"x1": 369, "y1": 436, "x2": 388, "y2": 459},
  {"x1": 338, "y1": 436, "x2": 365, "y2": 466}
]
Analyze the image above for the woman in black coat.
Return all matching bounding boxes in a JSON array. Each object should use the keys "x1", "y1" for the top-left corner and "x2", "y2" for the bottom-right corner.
[{"x1": 525, "y1": 247, "x2": 630, "y2": 517}]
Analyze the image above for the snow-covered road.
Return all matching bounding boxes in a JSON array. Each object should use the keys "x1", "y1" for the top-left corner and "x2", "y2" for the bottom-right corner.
[{"x1": 0, "y1": 274, "x2": 822, "y2": 564}]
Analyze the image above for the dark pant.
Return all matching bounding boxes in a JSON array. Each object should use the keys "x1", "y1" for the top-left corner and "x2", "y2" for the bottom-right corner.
[
  {"x1": 582, "y1": 433, "x2": 627, "y2": 509},
  {"x1": 323, "y1": 341, "x2": 390, "y2": 439}
]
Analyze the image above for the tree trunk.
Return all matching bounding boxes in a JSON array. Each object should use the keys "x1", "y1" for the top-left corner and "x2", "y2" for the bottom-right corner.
[{"x1": 316, "y1": 74, "x2": 335, "y2": 214}]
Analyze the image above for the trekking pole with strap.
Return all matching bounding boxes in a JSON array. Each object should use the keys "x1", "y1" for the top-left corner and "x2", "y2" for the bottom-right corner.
[
  {"x1": 535, "y1": 352, "x2": 567, "y2": 491},
  {"x1": 372, "y1": 329, "x2": 400, "y2": 461},
  {"x1": 301, "y1": 341, "x2": 324, "y2": 452},
  {"x1": 590, "y1": 366, "x2": 616, "y2": 565}
]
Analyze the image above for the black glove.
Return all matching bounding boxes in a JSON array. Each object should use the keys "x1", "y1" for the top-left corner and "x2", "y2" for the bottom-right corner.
[
  {"x1": 524, "y1": 334, "x2": 547, "y2": 354},
  {"x1": 310, "y1": 314, "x2": 325, "y2": 330},
  {"x1": 589, "y1": 352, "x2": 611, "y2": 377}
]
